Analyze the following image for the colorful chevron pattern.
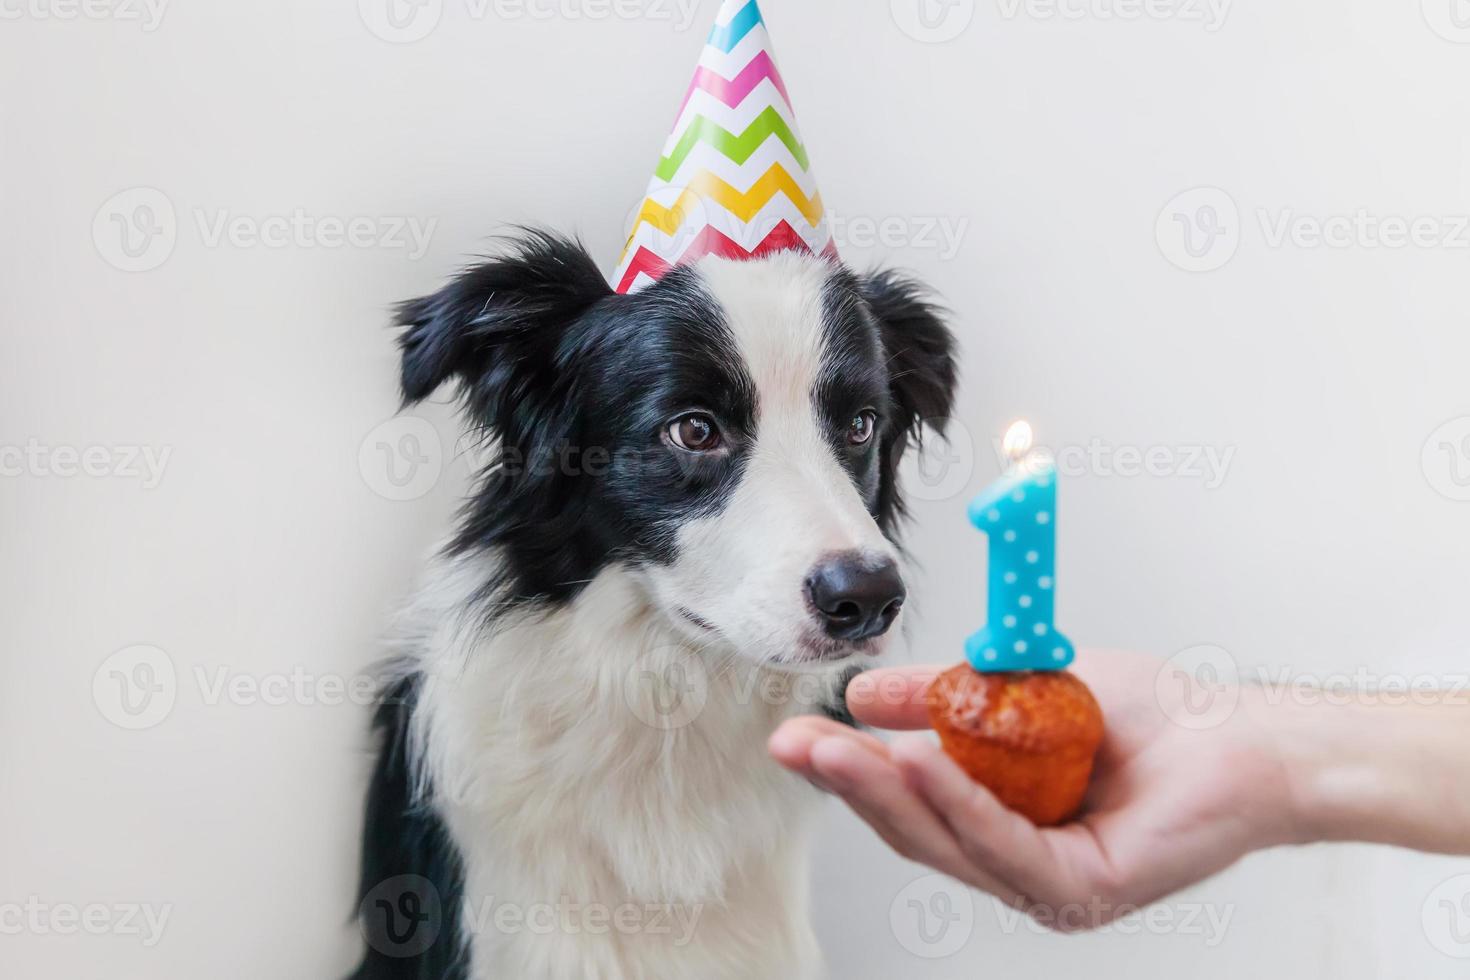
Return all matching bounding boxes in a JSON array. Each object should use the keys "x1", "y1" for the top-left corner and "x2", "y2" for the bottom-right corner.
[{"x1": 611, "y1": 0, "x2": 835, "y2": 294}]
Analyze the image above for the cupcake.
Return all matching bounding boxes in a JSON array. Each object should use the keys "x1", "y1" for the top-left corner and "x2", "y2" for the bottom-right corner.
[{"x1": 927, "y1": 665, "x2": 1104, "y2": 826}]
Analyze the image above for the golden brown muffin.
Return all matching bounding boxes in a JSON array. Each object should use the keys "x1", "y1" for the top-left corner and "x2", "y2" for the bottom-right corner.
[{"x1": 926, "y1": 665, "x2": 1104, "y2": 826}]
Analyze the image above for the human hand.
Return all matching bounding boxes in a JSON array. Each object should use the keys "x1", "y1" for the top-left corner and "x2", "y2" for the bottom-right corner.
[{"x1": 768, "y1": 649, "x2": 1300, "y2": 928}]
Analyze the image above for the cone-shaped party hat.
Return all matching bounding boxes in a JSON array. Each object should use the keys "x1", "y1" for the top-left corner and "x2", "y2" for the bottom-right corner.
[{"x1": 611, "y1": 0, "x2": 837, "y2": 294}]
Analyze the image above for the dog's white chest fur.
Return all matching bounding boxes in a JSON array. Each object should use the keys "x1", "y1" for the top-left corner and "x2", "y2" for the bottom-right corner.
[{"x1": 404, "y1": 556, "x2": 832, "y2": 979}]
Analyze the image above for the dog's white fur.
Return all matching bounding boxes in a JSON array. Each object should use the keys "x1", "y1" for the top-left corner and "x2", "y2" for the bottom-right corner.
[{"x1": 398, "y1": 254, "x2": 901, "y2": 979}]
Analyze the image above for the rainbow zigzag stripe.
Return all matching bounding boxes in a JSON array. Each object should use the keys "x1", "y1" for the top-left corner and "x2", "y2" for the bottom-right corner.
[{"x1": 611, "y1": 0, "x2": 835, "y2": 294}]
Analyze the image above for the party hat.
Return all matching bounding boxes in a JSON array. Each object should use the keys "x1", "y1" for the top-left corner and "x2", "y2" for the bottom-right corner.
[{"x1": 611, "y1": 0, "x2": 837, "y2": 294}]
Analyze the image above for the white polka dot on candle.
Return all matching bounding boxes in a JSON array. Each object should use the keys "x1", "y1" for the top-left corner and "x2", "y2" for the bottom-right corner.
[
  {"x1": 1014, "y1": 640, "x2": 1028, "y2": 653},
  {"x1": 1010, "y1": 489, "x2": 1025, "y2": 502},
  {"x1": 1002, "y1": 615, "x2": 1017, "y2": 628},
  {"x1": 1003, "y1": 530, "x2": 1016, "y2": 543},
  {"x1": 984, "y1": 648, "x2": 997, "y2": 661},
  {"x1": 1052, "y1": 648, "x2": 1066, "y2": 660},
  {"x1": 1036, "y1": 511, "x2": 1051, "y2": 525},
  {"x1": 1025, "y1": 550, "x2": 1039, "y2": 564},
  {"x1": 986, "y1": 509, "x2": 999, "y2": 523},
  {"x1": 1003, "y1": 572, "x2": 1017, "y2": 585},
  {"x1": 1038, "y1": 576, "x2": 1053, "y2": 590},
  {"x1": 1018, "y1": 595, "x2": 1032, "y2": 608},
  {"x1": 1033, "y1": 623, "x2": 1048, "y2": 636}
]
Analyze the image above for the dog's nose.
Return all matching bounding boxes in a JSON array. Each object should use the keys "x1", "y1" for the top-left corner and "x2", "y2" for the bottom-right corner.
[{"x1": 805, "y1": 553, "x2": 906, "y2": 642}]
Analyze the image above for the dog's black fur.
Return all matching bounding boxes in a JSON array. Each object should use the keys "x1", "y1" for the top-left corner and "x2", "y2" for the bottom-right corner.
[
  {"x1": 349, "y1": 232, "x2": 956, "y2": 979},
  {"x1": 352, "y1": 677, "x2": 467, "y2": 979}
]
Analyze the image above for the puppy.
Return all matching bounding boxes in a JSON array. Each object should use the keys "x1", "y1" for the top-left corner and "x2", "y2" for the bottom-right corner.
[{"x1": 350, "y1": 231, "x2": 956, "y2": 980}]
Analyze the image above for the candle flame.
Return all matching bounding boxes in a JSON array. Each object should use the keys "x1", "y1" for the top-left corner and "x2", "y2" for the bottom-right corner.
[{"x1": 1002, "y1": 420, "x2": 1034, "y2": 463}]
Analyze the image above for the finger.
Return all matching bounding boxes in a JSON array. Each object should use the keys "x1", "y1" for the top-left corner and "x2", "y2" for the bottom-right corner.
[
  {"x1": 890, "y1": 735, "x2": 1087, "y2": 907},
  {"x1": 845, "y1": 666, "x2": 945, "y2": 730},
  {"x1": 773, "y1": 717, "x2": 894, "y2": 796},
  {"x1": 768, "y1": 717, "x2": 891, "y2": 779},
  {"x1": 809, "y1": 737, "x2": 1024, "y2": 903}
]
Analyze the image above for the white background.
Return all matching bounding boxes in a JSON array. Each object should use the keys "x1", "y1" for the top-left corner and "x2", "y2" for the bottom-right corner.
[{"x1": 5, "y1": 0, "x2": 1470, "y2": 976}]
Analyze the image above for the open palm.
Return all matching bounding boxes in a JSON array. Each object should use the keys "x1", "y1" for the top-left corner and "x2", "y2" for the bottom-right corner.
[{"x1": 769, "y1": 650, "x2": 1297, "y2": 927}]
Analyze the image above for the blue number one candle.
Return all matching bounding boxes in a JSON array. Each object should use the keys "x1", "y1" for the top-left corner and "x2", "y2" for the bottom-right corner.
[{"x1": 964, "y1": 421, "x2": 1074, "y2": 672}]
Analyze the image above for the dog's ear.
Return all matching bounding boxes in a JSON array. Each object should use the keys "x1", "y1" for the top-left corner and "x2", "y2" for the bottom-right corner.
[
  {"x1": 859, "y1": 270, "x2": 958, "y2": 431},
  {"x1": 395, "y1": 230, "x2": 611, "y2": 426},
  {"x1": 858, "y1": 270, "x2": 959, "y2": 527}
]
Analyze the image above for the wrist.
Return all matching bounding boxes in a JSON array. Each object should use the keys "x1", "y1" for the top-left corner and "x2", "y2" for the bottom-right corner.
[
  {"x1": 1255, "y1": 685, "x2": 1470, "y2": 852},
  {"x1": 1252, "y1": 691, "x2": 1370, "y2": 845}
]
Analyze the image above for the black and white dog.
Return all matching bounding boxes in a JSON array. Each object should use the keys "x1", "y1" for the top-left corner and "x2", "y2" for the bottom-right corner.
[{"x1": 351, "y1": 232, "x2": 956, "y2": 980}]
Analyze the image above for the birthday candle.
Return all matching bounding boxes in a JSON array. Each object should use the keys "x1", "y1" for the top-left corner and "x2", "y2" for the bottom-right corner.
[{"x1": 964, "y1": 421, "x2": 1074, "y2": 672}]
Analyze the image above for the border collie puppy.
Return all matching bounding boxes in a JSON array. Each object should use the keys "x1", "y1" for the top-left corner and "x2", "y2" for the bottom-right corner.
[{"x1": 351, "y1": 231, "x2": 956, "y2": 980}]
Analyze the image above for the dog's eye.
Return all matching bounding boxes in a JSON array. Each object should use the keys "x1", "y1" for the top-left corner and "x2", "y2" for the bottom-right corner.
[
  {"x1": 667, "y1": 413, "x2": 722, "y2": 453},
  {"x1": 847, "y1": 410, "x2": 878, "y2": 447}
]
